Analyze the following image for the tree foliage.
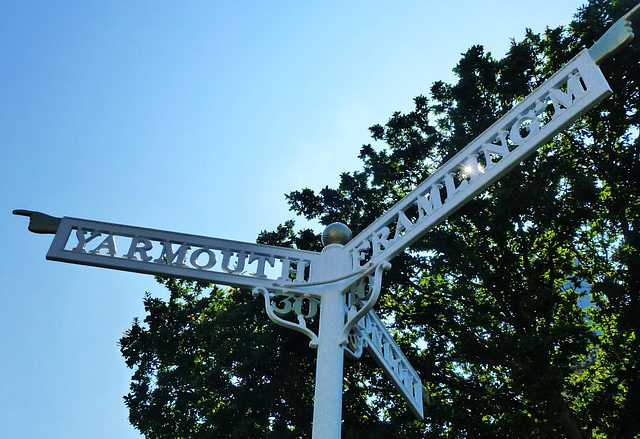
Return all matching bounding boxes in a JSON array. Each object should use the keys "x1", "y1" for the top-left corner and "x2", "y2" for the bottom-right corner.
[{"x1": 120, "y1": 1, "x2": 640, "y2": 437}]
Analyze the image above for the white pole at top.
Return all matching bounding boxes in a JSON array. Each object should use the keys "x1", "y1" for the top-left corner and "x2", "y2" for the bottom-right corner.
[{"x1": 310, "y1": 225, "x2": 353, "y2": 439}]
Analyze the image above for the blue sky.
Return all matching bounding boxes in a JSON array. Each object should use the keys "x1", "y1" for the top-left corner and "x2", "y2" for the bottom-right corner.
[{"x1": 1, "y1": 1, "x2": 587, "y2": 437}]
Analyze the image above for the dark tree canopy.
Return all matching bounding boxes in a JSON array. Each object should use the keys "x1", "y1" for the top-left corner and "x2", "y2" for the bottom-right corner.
[{"x1": 120, "y1": 1, "x2": 640, "y2": 437}]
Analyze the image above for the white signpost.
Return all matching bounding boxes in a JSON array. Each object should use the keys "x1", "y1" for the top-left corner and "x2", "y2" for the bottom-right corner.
[{"x1": 14, "y1": 7, "x2": 639, "y2": 439}]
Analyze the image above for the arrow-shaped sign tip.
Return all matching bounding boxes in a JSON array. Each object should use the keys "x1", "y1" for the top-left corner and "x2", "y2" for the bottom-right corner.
[{"x1": 13, "y1": 209, "x2": 61, "y2": 234}]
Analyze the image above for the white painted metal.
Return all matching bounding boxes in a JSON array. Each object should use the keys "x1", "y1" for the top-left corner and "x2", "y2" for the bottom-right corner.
[
  {"x1": 310, "y1": 243, "x2": 352, "y2": 439},
  {"x1": 46, "y1": 216, "x2": 321, "y2": 291},
  {"x1": 355, "y1": 310, "x2": 424, "y2": 419},
  {"x1": 345, "y1": 50, "x2": 612, "y2": 271},
  {"x1": 253, "y1": 288, "x2": 322, "y2": 347}
]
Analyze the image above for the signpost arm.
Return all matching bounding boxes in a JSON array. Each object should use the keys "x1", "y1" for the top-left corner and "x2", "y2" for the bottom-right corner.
[
  {"x1": 343, "y1": 4, "x2": 640, "y2": 271},
  {"x1": 13, "y1": 212, "x2": 323, "y2": 292},
  {"x1": 343, "y1": 49, "x2": 613, "y2": 269}
]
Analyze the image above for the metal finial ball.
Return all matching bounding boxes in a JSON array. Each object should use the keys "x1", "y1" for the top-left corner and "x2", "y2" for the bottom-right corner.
[{"x1": 321, "y1": 222, "x2": 352, "y2": 246}]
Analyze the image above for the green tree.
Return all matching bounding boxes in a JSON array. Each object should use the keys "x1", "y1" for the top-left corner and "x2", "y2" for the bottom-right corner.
[{"x1": 120, "y1": 1, "x2": 640, "y2": 437}]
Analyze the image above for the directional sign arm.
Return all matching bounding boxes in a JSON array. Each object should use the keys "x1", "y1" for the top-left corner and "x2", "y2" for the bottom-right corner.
[
  {"x1": 344, "y1": 49, "x2": 613, "y2": 269},
  {"x1": 15, "y1": 213, "x2": 323, "y2": 291},
  {"x1": 354, "y1": 310, "x2": 424, "y2": 420}
]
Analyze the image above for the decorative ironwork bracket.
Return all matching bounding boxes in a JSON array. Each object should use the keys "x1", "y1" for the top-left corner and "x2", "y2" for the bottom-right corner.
[
  {"x1": 340, "y1": 260, "x2": 391, "y2": 358},
  {"x1": 344, "y1": 330, "x2": 366, "y2": 360},
  {"x1": 252, "y1": 260, "x2": 391, "y2": 355},
  {"x1": 253, "y1": 287, "x2": 321, "y2": 348}
]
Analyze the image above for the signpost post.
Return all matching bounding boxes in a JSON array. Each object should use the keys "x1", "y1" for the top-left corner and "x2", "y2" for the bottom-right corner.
[{"x1": 14, "y1": 6, "x2": 640, "y2": 438}]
